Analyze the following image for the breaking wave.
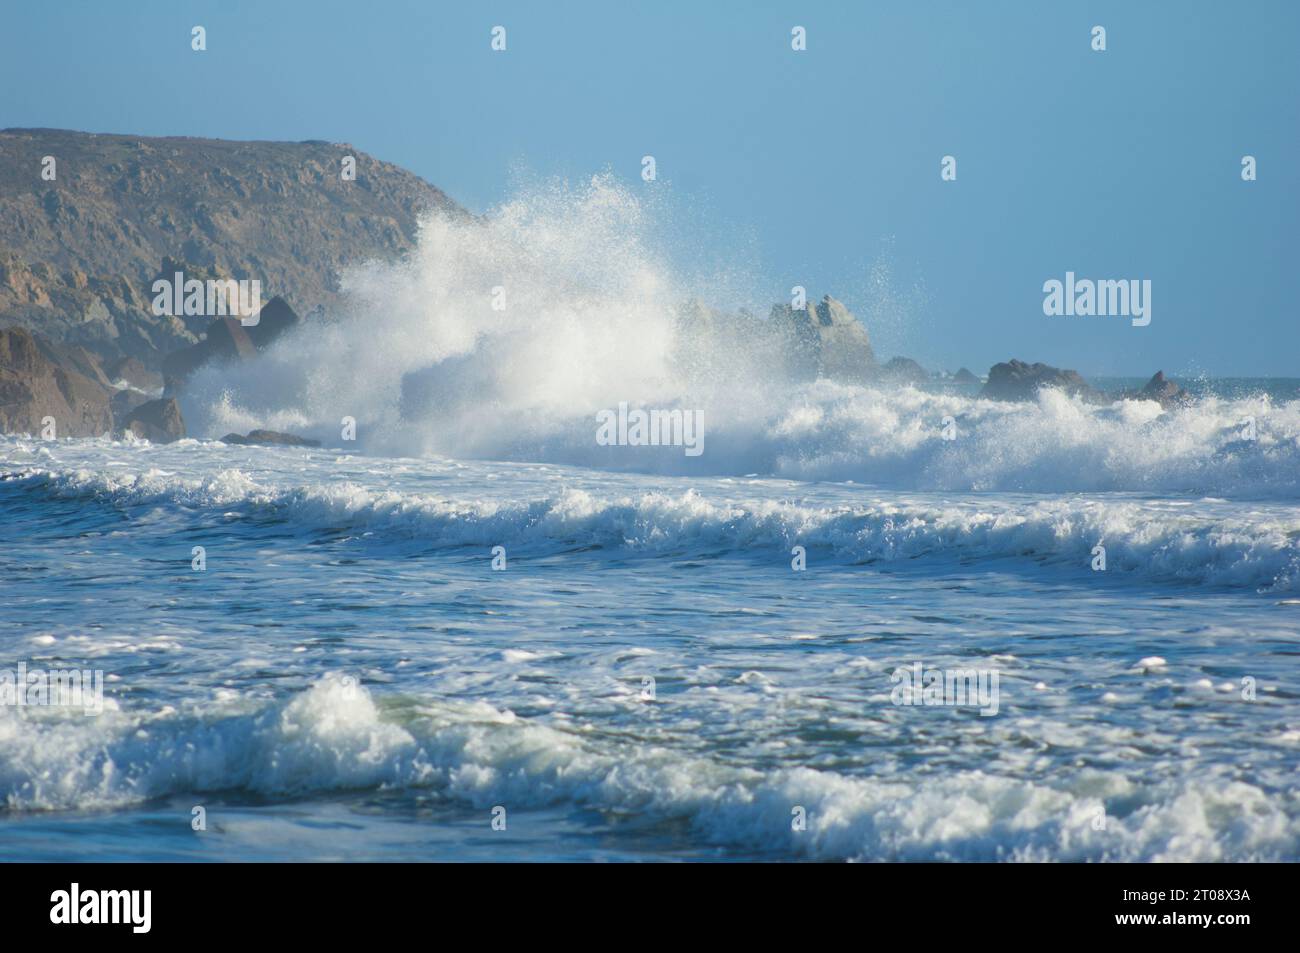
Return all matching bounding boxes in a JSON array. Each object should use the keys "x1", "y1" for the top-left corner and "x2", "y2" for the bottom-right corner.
[
  {"x1": 165, "y1": 176, "x2": 1300, "y2": 496},
  {"x1": 6, "y1": 459, "x2": 1300, "y2": 592},
  {"x1": 1, "y1": 676, "x2": 1293, "y2": 861}
]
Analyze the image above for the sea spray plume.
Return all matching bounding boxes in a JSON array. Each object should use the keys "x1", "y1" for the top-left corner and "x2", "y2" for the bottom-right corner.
[
  {"x1": 180, "y1": 174, "x2": 790, "y2": 462},
  {"x1": 183, "y1": 176, "x2": 689, "y2": 450},
  {"x1": 171, "y1": 177, "x2": 1300, "y2": 489}
]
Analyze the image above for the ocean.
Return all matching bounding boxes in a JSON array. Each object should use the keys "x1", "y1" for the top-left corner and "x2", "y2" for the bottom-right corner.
[
  {"x1": 2, "y1": 373, "x2": 1298, "y2": 862},
  {"x1": 2, "y1": 181, "x2": 1299, "y2": 862}
]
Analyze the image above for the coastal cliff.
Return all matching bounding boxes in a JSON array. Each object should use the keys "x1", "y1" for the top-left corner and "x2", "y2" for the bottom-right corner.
[{"x1": 0, "y1": 128, "x2": 462, "y2": 366}]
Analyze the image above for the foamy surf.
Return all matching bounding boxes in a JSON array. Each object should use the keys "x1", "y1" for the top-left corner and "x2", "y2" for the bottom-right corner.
[
  {"x1": 3, "y1": 434, "x2": 1297, "y2": 861},
  {"x1": 182, "y1": 372, "x2": 1300, "y2": 496},
  {"x1": 1, "y1": 677, "x2": 1294, "y2": 862},
  {"x1": 150, "y1": 178, "x2": 1297, "y2": 500},
  {"x1": 4, "y1": 442, "x2": 1298, "y2": 592},
  {"x1": 2, "y1": 181, "x2": 1296, "y2": 864}
]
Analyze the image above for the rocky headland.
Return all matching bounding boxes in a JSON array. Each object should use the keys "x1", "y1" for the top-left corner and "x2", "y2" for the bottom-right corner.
[
  {"x1": 0, "y1": 129, "x2": 1196, "y2": 444},
  {"x1": 0, "y1": 128, "x2": 462, "y2": 441}
]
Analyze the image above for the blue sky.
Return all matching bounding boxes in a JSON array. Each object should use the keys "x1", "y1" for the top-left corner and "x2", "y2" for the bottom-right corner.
[{"x1": 2, "y1": 0, "x2": 1297, "y2": 375}]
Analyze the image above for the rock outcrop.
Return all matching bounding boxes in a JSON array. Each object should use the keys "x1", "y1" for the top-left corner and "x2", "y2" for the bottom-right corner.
[
  {"x1": 0, "y1": 326, "x2": 112, "y2": 436},
  {"x1": 104, "y1": 355, "x2": 162, "y2": 391},
  {"x1": 669, "y1": 294, "x2": 876, "y2": 386},
  {"x1": 161, "y1": 297, "x2": 300, "y2": 393},
  {"x1": 770, "y1": 294, "x2": 875, "y2": 382},
  {"x1": 952, "y1": 367, "x2": 980, "y2": 386},
  {"x1": 162, "y1": 316, "x2": 255, "y2": 392},
  {"x1": 0, "y1": 325, "x2": 190, "y2": 439},
  {"x1": 245, "y1": 296, "x2": 301, "y2": 351},
  {"x1": 32, "y1": 337, "x2": 113, "y2": 390},
  {"x1": 878, "y1": 356, "x2": 928, "y2": 386},
  {"x1": 980, "y1": 359, "x2": 1101, "y2": 402},
  {"x1": 1127, "y1": 371, "x2": 1192, "y2": 409},
  {"x1": 109, "y1": 386, "x2": 151, "y2": 423},
  {"x1": 122, "y1": 397, "x2": 185, "y2": 443},
  {"x1": 220, "y1": 429, "x2": 320, "y2": 447},
  {"x1": 809, "y1": 295, "x2": 877, "y2": 381}
]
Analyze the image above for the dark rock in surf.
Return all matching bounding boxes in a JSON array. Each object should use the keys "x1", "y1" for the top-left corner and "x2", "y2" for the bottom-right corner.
[
  {"x1": 109, "y1": 387, "x2": 151, "y2": 425},
  {"x1": 161, "y1": 298, "x2": 301, "y2": 395},
  {"x1": 1128, "y1": 371, "x2": 1192, "y2": 409},
  {"x1": 220, "y1": 429, "x2": 320, "y2": 447},
  {"x1": 245, "y1": 296, "x2": 301, "y2": 351},
  {"x1": 122, "y1": 397, "x2": 185, "y2": 443},
  {"x1": 163, "y1": 316, "x2": 257, "y2": 393},
  {"x1": 979, "y1": 358, "x2": 1101, "y2": 402},
  {"x1": 878, "y1": 356, "x2": 928, "y2": 386}
]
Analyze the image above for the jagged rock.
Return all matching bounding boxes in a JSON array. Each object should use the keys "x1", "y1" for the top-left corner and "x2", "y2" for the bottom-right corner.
[
  {"x1": 980, "y1": 359, "x2": 1101, "y2": 402},
  {"x1": 246, "y1": 296, "x2": 301, "y2": 350},
  {"x1": 1128, "y1": 371, "x2": 1192, "y2": 409},
  {"x1": 769, "y1": 302, "x2": 822, "y2": 380},
  {"x1": 879, "y1": 356, "x2": 928, "y2": 386},
  {"x1": 0, "y1": 326, "x2": 112, "y2": 436},
  {"x1": 109, "y1": 387, "x2": 151, "y2": 425},
  {"x1": 203, "y1": 316, "x2": 259, "y2": 361},
  {"x1": 770, "y1": 294, "x2": 875, "y2": 382},
  {"x1": 161, "y1": 299, "x2": 300, "y2": 394},
  {"x1": 162, "y1": 316, "x2": 258, "y2": 393},
  {"x1": 33, "y1": 338, "x2": 112, "y2": 389},
  {"x1": 220, "y1": 429, "x2": 320, "y2": 447},
  {"x1": 121, "y1": 397, "x2": 185, "y2": 442},
  {"x1": 149, "y1": 258, "x2": 242, "y2": 339},
  {"x1": 812, "y1": 295, "x2": 876, "y2": 381},
  {"x1": 675, "y1": 294, "x2": 876, "y2": 385},
  {"x1": 104, "y1": 356, "x2": 162, "y2": 391},
  {"x1": 952, "y1": 367, "x2": 980, "y2": 386}
]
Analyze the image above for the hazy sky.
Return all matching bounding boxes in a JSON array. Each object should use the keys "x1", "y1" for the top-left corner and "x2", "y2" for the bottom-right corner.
[{"x1": 3, "y1": 1, "x2": 1297, "y2": 375}]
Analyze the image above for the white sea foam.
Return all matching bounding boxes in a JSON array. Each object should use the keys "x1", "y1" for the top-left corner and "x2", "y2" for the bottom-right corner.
[
  {"x1": 9, "y1": 454, "x2": 1299, "y2": 591},
  {"x1": 0, "y1": 677, "x2": 1292, "y2": 861}
]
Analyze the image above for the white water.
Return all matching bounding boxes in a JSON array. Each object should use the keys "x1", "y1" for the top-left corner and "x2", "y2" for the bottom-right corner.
[
  {"x1": 2, "y1": 179, "x2": 1297, "y2": 862},
  {"x1": 174, "y1": 176, "x2": 1299, "y2": 497}
]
